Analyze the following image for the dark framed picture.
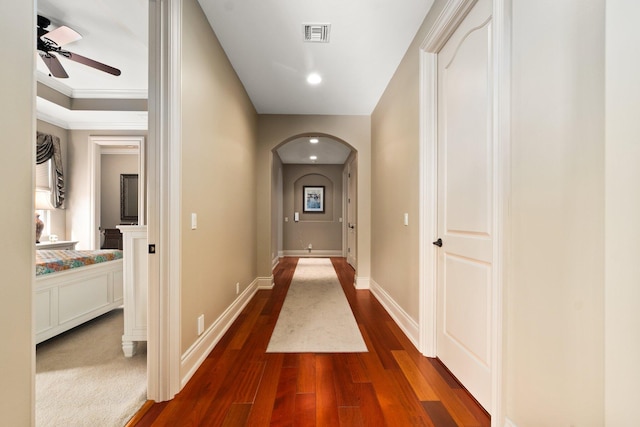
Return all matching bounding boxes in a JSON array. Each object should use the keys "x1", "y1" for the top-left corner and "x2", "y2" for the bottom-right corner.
[{"x1": 303, "y1": 186, "x2": 325, "y2": 213}]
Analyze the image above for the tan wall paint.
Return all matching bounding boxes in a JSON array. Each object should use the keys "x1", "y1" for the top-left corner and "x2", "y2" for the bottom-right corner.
[
  {"x1": 509, "y1": 0, "x2": 605, "y2": 424},
  {"x1": 100, "y1": 154, "x2": 138, "y2": 229},
  {"x1": 282, "y1": 164, "x2": 344, "y2": 252},
  {"x1": 370, "y1": 0, "x2": 447, "y2": 325},
  {"x1": 37, "y1": 120, "x2": 69, "y2": 241},
  {"x1": 257, "y1": 115, "x2": 371, "y2": 280},
  {"x1": 605, "y1": 1, "x2": 640, "y2": 424},
  {"x1": 0, "y1": 2, "x2": 34, "y2": 424},
  {"x1": 67, "y1": 129, "x2": 147, "y2": 249},
  {"x1": 180, "y1": 0, "x2": 258, "y2": 353}
]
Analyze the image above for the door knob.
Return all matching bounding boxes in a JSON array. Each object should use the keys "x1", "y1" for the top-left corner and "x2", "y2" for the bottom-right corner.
[{"x1": 432, "y1": 238, "x2": 443, "y2": 247}]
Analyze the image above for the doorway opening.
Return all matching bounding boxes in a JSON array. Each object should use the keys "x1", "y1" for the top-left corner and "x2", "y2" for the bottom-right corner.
[{"x1": 272, "y1": 135, "x2": 357, "y2": 269}]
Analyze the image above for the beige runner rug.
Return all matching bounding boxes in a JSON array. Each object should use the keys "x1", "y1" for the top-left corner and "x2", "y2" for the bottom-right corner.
[{"x1": 267, "y1": 258, "x2": 368, "y2": 353}]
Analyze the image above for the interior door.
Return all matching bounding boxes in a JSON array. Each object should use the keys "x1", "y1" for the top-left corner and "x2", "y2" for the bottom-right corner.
[
  {"x1": 346, "y1": 156, "x2": 357, "y2": 269},
  {"x1": 435, "y1": 0, "x2": 493, "y2": 412}
]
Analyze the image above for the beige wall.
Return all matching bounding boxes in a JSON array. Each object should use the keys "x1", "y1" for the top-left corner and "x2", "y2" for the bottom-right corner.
[
  {"x1": 370, "y1": 0, "x2": 447, "y2": 321},
  {"x1": 180, "y1": 0, "x2": 258, "y2": 353},
  {"x1": 100, "y1": 154, "x2": 138, "y2": 229},
  {"x1": 257, "y1": 115, "x2": 371, "y2": 281},
  {"x1": 67, "y1": 129, "x2": 147, "y2": 249},
  {"x1": 605, "y1": 1, "x2": 640, "y2": 424},
  {"x1": 282, "y1": 164, "x2": 344, "y2": 253},
  {"x1": 37, "y1": 120, "x2": 69, "y2": 241},
  {"x1": 0, "y1": 2, "x2": 34, "y2": 425},
  {"x1": 508, "y1": 0, "x2": 605, "y2": 425}
]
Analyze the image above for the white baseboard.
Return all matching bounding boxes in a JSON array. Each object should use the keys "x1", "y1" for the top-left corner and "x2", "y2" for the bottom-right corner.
[
  {"x1": 370, "y1": 278, "x2": 420, "y2": 348},
  {"x1": 180, "y1": 277, "x2": 259, "y2": 387},
  {"x1": 355, "y1": 276, "x2": 370, "y2": 290},
  {"x1": 257, "y1": 275, "x2": 274, "y2": 290},
  {"x1": 281, "y1": 250, "x2": 343, "y2": 258},
  {"x1": 271, "y1": 255, "x2": 280, "y2": 271}
]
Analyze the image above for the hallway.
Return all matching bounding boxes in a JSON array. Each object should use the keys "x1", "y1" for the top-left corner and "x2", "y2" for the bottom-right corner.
[{"x1": 132, "y1": 258, "x2": 489, "y2": 426}]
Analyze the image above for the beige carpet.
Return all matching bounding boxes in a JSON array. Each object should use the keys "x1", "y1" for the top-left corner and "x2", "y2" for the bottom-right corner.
[
  {"x1": 36, "y1": 308, "x2": 147, "y2": 427},
  {"x1": 267, "y1": 258, "x2": 368, "y2": 353}
]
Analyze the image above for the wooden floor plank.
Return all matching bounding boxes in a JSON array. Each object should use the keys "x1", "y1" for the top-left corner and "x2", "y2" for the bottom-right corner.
[
  {"x1": 132, "y1": 257, "x2": 489, "y2": 427},
  {"x1": 392, "y1": 350, "x2": 439, "y2": 401},
  {"x1": 316, "y1": 354, "x2": 341, "y2": 426},
  {"x1": 297, "y1": 353, "x2": 316, "y2": 394},
  {"x1": 270, "y1": 366, "x2": 297, "y2": 426},
  {"x1": 221, "y1": 403, "x2": 252, "y2": 427},
  {"x1": 294, "y1": 393, "x2": 316, "y2": 427},
  {"x1": 245, "y1": 353, "x2": 284, "y2": 426}
]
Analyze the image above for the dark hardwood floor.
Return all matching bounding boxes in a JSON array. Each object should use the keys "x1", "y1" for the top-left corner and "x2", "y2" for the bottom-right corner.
[{"x1": 131, "y1": 257, "x2": 489, "y2": 426}]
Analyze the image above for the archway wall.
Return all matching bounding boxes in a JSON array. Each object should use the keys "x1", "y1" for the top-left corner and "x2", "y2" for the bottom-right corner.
[{"x1": 257, "y1": 114, "x2": 371, "y2": 282}]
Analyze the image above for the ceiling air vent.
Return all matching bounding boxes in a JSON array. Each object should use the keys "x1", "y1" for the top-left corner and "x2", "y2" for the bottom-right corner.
[{"x1": 303, "y1": 24, "x2": 331, "y2": 43}]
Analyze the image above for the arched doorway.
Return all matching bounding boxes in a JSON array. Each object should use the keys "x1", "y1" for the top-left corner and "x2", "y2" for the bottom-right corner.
[{"x1": 272, "y1": 134, "x2": 357, "y2": 269}]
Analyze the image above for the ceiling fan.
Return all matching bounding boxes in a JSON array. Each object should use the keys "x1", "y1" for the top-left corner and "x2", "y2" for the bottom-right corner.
[{"x1": 37, "y1": 14, "x2": 121, "y2": 78}]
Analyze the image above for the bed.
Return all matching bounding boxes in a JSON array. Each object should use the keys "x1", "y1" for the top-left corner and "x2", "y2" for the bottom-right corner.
[{"x1": 35, "y1": 249, "x2": 124, "y2": 344}]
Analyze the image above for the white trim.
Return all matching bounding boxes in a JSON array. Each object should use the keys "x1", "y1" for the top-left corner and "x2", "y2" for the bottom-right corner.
[
  {"x1": 37, "y1": 72, "x2": 73, "y2": 97},
  {"x1": 418, "y1": 0, "x2": 509, "y2": 424},
  {"x1": 37, "y1": 71, "x2": 147, "y2": 99},
  {"x1": 72, "y1": 89, "x2": 149, "y2": 99},
  {"x1": 36, "y1": 111, "x2": 68, "y2": 130},
  {"x1": 272, "y1": 255, "x2": 279, "y2": 271},
  {"x1": 101, "y1": 147, "x2": 138, "y2": 155},
  {"x1": 281, "y1": 250, "x2": 343, "y2": 258},
  {"x1": 354, "y1": 276, "x2": 370, "y2": 290},
  {"x1": 88, "y1": 135, "x2": 146, "y2": 249},
  {"x1": 491, "y1": 0, "x2": 511, "y2": 424},
  {"x1": 503, "y1": 418, "x2": 517, "y2": 427},
  {"x1": 257, "y1": 276, "x2": 275, "y2": 290},
  {"x1": 370, "y1": 279, "x2": 420, "y2": 348},
  {"x1": 145, "y1": 0, "x2": 183, "y2": 402},
  {"x1": 418, "y1": 39, "x2": 438, "y2": 359},
  {"x1": 167, "y1": 0, "x2": 183, "y2": 401},
  {"x1": 421, "y1": 0, "x2": 479, "y2": 52},
  {"x1": 181, "y1": 278, "x2": 259, "y2": 387}
]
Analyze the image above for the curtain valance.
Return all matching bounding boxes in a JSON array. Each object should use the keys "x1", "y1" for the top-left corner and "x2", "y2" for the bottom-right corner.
[{"x1": 36, "y1": 132, "x2": 65, "y2": 208}]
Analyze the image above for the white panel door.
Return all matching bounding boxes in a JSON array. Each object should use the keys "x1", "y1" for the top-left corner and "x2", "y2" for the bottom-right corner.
[{"x1": 435, "y1": 0, "x2": 493, "y2": 412}]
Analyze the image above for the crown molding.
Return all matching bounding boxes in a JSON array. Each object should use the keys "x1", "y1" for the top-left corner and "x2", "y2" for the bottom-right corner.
[
  {"x1": 72, "y1": 89, "x2": 148, "y2": 99},
  {"x1": 37, "y1": 71, "x2": 148, "y2": 100}
]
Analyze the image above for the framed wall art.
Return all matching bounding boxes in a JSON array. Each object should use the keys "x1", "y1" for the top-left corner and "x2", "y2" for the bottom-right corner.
[{"x1": 303, "y1": 186, "x2": 325, "y2": 213}]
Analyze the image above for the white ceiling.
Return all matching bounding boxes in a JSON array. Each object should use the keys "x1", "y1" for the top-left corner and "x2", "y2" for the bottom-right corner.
[
  {"x1": 198, "y1": 0, "x2": 434, "y2": 115},
  {"x1": 36, "y1": 0, "x2": 433, "y2": 163}
]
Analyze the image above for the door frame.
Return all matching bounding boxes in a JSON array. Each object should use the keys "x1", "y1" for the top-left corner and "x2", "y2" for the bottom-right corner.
[
  {"x1": 145, "y1": 0, "x2": 183, "y2": 401},
  {"x1": 89, "y1": 136, "x2": 145, "y2": 250},
  {"x1": 418, "y1": 0, "x2": 511, "y2": 423}
]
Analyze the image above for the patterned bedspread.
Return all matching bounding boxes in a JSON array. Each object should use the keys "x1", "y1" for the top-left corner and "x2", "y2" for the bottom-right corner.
[{"x1": 36, "y1": 249, "x2": 123, "y2": 276}]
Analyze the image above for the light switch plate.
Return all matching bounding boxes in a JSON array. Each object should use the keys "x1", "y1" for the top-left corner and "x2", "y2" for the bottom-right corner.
[{"x1": 191, "y1": 213, "x2": 197, "y2": 230}]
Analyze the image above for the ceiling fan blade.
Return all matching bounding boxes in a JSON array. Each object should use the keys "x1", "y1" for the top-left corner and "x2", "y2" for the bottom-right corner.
[
  {"x1": 39, "y1": 52, "x2": 69, "y2": 78},
  {"x1": 42, "y1": 26, "x2": 82, "y2": 47},
  {"x1": 62, "y1": 51, "x2": 121, "y2": 76}
]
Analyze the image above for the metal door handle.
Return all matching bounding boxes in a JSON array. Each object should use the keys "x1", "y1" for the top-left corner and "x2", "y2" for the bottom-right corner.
[{"x1": 432, "y1": 238, "x2": 443, "y2": 247}]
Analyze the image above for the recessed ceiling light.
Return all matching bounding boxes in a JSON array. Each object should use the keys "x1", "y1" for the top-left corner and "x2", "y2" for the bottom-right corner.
[
  {"x1": 309, "y1": 138, "x2": 319, "y2": 144},
  {"x1": 307, "y1": 73, "x2": 322, "y2": 85},
  {"x1": 310, "y1": 155, "x2": 318, "y2": 160}
]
